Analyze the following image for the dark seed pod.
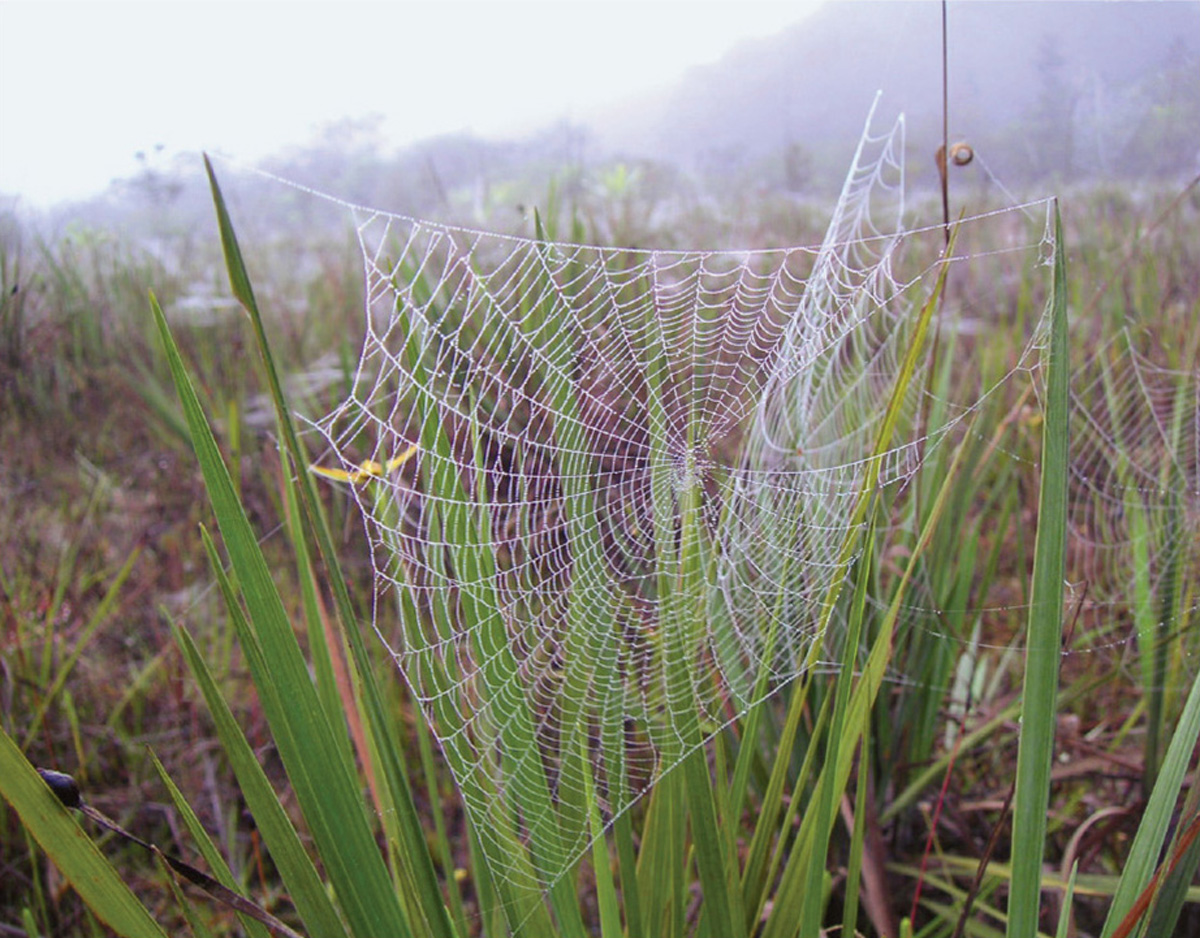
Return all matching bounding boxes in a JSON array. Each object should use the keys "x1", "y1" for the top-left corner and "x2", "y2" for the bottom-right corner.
[{"x1": 37, "y1": 768, "x2": 82, "y2": 809}]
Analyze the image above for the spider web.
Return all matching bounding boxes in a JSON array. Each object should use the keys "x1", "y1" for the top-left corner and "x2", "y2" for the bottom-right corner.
[
  {"x1": 291, "y1": 103, "x2": 1198, "y2": 899},
  {"x1": 1065, "y1": 322, "x2": 1200, "y2": 663}
]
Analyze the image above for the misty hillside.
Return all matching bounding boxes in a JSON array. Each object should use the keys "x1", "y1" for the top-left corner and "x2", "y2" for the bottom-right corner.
[
  {"x1": 595, "y1": 1, "x2": 1200, "y2": 192},
  {"x1": 39, "y1": 1, "x2": 1198, "y2": 242}
]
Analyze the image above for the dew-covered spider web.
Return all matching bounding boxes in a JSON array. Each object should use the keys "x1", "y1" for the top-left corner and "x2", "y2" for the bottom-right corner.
[
  {"x1": 268, "y1": 102, "x2": 1200, "y2": 899},
  {"x1": 1065, "y1": 322, "x2": 1200, "y2": 663}
]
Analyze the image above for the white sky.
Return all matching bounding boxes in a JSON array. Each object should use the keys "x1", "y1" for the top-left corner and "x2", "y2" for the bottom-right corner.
[{"x1": 0, "y1": 0, "x2": 821, "y2": 206}]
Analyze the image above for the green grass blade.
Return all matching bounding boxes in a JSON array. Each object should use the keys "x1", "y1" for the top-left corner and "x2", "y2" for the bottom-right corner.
[
  {"x1": 278, "y1": 453, "x2": 359, "y2": 780},
  {"x1": 171, "y1": 605, "x2": 347, "y2": 938},
  {"x1": 613, "y1": 807, "x2": 644, "y2": 938},
  {"x1": 745, "y1": 685, "x2": 828, "y2": 929},
  {"x1": 203, "y1": 156, "x2": 461, "y2": 938},
  {"x1": 1142, "y1": 814, "x2": 1200, "y2": 938},
  {"x1": 636, "y1": 772, "x2": 688, "y2": 938},
  {"x1": 1100, "y1": 663, "x2": 1200, "y2": 937},
  {"x1": 1055, "y1": 861, "x2": 1078, "y2": 938},
  {"x1": 799, "y1": 501, "x2": 876, "y2": 938},
  {"x1": 148, "y1": 290, "x2": 411, "y2": 938},
  {"x1": 682, "y1": 745, "x2": 745, "y2": 938},
  {"x1": 409, "y1": 684, "x2": 471, "y2": 937},
  {"x1": 841, "y1": 724, "x2": 871, "y2": 938},
  {"x1": 0, "y1": 728, "x2": 170, "y2": 938},
  {"x1": 1146, "y1": 490, "x2": 1184, "y2": 791},
  {"x1": 761, "y1": 410, "x2": 971, "y2": 938},
  {"x1": 1007, "y1": 203, "x2": 1070, "y2": 938},
  {"x1": 583, "y1": 755, "x2": 623, "y2": 938},
  {"x1": 146, "y1": 750, "x2": 272, "y2": 938}
]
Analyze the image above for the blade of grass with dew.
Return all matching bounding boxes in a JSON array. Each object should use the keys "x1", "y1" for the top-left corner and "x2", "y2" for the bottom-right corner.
[
  {"x1": 171, "y1": 596, "x2": 346, "y2": 938},
  {"x1": 149, "y1": 290, "x2": 411, "y2": 938},
  {"x1": 1007, "y1": 203, "x2": 1069, "y2": 938},
  {"x1": 202, "y1": 156, "x2": 461, "y2": 938},
  {"x1": 0, "y1": 727, "x2": 170, "y2": 938}
]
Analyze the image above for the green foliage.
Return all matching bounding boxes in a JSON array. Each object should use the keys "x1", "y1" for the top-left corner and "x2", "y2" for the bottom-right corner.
[
  {"x1": 0, "y1": 730, "x2": 168, "y2": 938},
  {"x1": 2, "y1": 163, "x2": 1199, "y2": 938},
  {"x1": 1007, "y1": 205, "x2": 1070, "y2": 938}
]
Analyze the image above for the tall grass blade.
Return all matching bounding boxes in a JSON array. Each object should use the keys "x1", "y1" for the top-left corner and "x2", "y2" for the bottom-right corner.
[
  {"x1": 762, "y1": 393, "x2": 972, "y2": 938},
  {"x1": 0, "y1": 728, "x2": 169, "y2": 938},
  {"x1": 1054, "y1": 861, "x2": 1078, "y2": 938},
  {"x1": 841, "y1": 728, "x2": 871, "y2": 938},
  {"x1": 1141, "y1": 814, "x2": 1200, "y2": 938},
  {"x1": 583, "y1": 757, "x2": 623, "y2": 938},
  {"x1": 202, "y1": 156, "x2": 461, "y2": 938},
  {"x1": 636, "y1": 772, "x2": 688, "y2": 938},
  {"x1": 171, "y1": 599, "x2": 347, "y2": 938},
  {"x1": 613, "y1": 809, "x2": 644, "y2": 938},
  {"x1": 146, "y1": 750, "x2": 273, "y2": 938},
  {"x1": 799, "y1": 497, "x2": 877, "y2": 936},
  {"x1": 1007, "y1": 203, "x2": 1069, "y2": 938},
  {"x1": 1145, "y1": 490, "x2": 1184, "y2": 791},
  {"x1": 148, "y1": 290, "x2": 411, "y2": 938},
  {"x1": 1100, "y1": 665, "x2": 1200, "y2": 937}
]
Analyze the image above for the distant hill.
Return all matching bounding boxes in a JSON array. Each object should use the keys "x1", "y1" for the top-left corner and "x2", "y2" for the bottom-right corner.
[
  {"x1": 592, "y1": 1, "x2": 1200, "y2": 193},
  {"x1": 52, "y1": 1, "x2": 1199, "y2": 239}
]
